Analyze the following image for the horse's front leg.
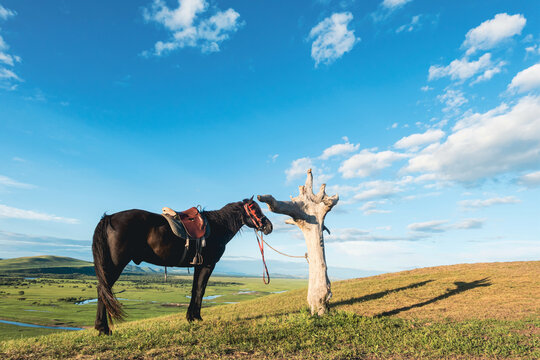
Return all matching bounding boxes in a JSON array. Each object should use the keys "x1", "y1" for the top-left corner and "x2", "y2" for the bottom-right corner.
[{"x1": 186, "y1": 263, "x2": 215, "y2": 322}]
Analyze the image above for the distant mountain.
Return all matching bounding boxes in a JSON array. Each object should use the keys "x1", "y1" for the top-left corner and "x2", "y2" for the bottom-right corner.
[
  {"x1": 129, "y1": 258, "x2": 380, "y2": 279},
  {"x1": 0, "y1": 255, "x2": 380, "y2": 279},
  {"x1": 213, "y1": 258, "x2": 380, "y2": 279},
  {"x1": 0, "y1": 255, "x2": 146, "y2": 276},
  {"x1": 0, "y1": 255, "x2": 95, "y2": 274}
]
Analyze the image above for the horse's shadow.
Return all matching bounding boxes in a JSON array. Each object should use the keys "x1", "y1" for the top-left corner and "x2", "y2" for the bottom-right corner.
[
  {"x1": 330, "y1": 280, "x2": 434, "y2": 308},
  {"x1": 376, "y1": 278, "x2": 491, "y2": 317}
]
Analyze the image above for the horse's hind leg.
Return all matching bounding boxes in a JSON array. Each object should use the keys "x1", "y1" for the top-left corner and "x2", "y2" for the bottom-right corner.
[{"x1": 95, "y1": 297, "x2": 109, "y2": 335}]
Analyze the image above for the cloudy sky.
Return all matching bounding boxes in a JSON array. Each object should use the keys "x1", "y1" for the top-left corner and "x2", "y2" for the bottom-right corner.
[{"x1": 1, "y1": 0, "x2": 539, "y2": 275}]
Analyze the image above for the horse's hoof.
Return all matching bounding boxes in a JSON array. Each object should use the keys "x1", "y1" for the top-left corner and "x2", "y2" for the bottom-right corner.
[
  {"x1": 97, "y1": 328, "x2": 112, "y2": 336},
  {"x1": 186, "y1": 313, "x2": 202, "y2": 322}
]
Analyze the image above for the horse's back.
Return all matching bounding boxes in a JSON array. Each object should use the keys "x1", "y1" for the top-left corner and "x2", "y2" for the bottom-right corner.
[
  {"x1": 106, "y1": 209, "x2": 167, "y2": 246},
  {"x1": 108, "y1": 209, "x2": 165, "y2": 228}
]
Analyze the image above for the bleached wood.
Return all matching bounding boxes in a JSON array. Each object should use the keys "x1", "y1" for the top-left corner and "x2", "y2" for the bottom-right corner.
[{"x1": 258, "y1": 169, "x2": 339, "y2": 315}]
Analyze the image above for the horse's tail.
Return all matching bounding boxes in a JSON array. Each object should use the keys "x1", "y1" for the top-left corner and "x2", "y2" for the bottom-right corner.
[{"x1": 92, "y1": 214, "x2": 125, "y2": 323}]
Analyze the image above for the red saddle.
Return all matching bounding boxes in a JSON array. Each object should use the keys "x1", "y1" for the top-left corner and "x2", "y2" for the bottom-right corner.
[{"x1": 177, "y1": 207, "x2": 206, "y2": 239}]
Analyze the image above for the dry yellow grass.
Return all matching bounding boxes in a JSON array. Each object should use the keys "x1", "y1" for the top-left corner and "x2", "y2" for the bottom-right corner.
[
  {"x1": 330, "y1": 261, "x2": 540, "y2": 321},
  {"x1": 194, "y1": 261, "x2": 539, "y2": 324}
]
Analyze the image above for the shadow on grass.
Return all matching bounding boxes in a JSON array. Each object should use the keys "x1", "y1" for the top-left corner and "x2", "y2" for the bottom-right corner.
[
  {"x1": 376, "y1": 278, "x2": 491, "y2": 317},
  {"x1": 330, "y1": 280, "x2": 434, "y2": 309}
]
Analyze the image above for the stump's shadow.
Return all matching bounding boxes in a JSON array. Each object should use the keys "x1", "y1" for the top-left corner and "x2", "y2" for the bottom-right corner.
[
  {"x1": 330, "y1": 280, "x2": 434, "y2": 308},
  {"x1": 376, "y1": 277, "x2": 491, "y2": 317}
]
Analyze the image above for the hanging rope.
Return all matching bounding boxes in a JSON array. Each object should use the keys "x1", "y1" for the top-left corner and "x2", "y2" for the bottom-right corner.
[
  {"x1": 254, "y1": 230, "x2": 270, "y2": 284},
  {"x1": 261, "y1": 237, "x2": 308, "y2": 262},
  {"x1": 254, "y1": 229, "x2": 309, "y2": 284}
]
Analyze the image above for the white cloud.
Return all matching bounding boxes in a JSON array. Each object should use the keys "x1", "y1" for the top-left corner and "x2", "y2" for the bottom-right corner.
[
  {"x1": 454, "y1": 218, "x2": 485, "y2": 229},
  {"x1": 196, "y1": 9, "x2": 241, "y2": 53},
  {"x1": 404, "y1": 96, "x2": 540, "y2": 183},
  {"x1": 459, "y1": 196, "x2": 521, "y2": 209},
  {"x1": 0, "y1": 231, "x2": 90, "y2": 260},
  {"x1": 352, "y1": 180, "x2": 403, "y2": 201},
  {"x1": 0, "y1": 175, "x2": 35, "y2": 189},
  {"x1": 143, "y1": 0, "x2": 242, "y2": 55},
  {"x1": 472, "y1": 61, "x2": 506, "y2": 84},
  {"x1": 0, "y1": 67, "x2": 20, "y2": 81},
  {"x1": 382, "y1": 0, "x2": 412, "y2": 10},
  {"x1": 437, "y1": 89, "x2": 467, "y2": 112},
  {"x1": 525, "y1": 44, "x2": 540, "y2": 57},
  {"x1": 394, "y1": 129, "x2": 445, "y2": 150},
  {"x1": 463, "y1": 13, "x2": 526, "y2": 55},
  {"x1": 421, "y1": 85, "x2": 433, "y2": 91},
  {"x1": 309, "y1": 12, "x2": 357, "y2": 67},
  {"x1": 429, "y1": 53, "x2": 494, "y2": 82},
  {"x1": 518, "y1": 171, "x2": 540, "y2": 188},
  {"x1": 330, "y1": 178, "x2": 409, "y2": 203},
  {"x1": 0, "y1": 51, "x2": 20, "y2": 66},
  {"x1": 407, "y1": 220, "x2": 448, "y2": 233},
  {"x1": 325, "y1": 227, "x2": 406, "y2": 242},
  {"x1": 0, "y1": 34, "x2": 22, "y2": 67},
  {"x1": 396, "y1": 14, "x2": 421, "y2": 33},
  {"x1": 0, "y1": 6, "x2": 21, "y2": 89},
  {"x1": 508, "y1": 63, "x2": 540, "y2": 93},
  {"x1": 340, "y1": 149, "x2": 408, "y2": 178},
  {"x1": 0, "y1": 204, "x2": 79, "y2": 224},
  {"x1": 360, "y1": 200, "x2": 391, "y2": 215},
  {"x1": 408, "y1": 217, "x2": 485, "y2": 233},
  {"x1": 315, "y1": 171, "x2": 335, "y2": 185},
  {"x1": 320, "y1": 140, "x2": 360, "y2": 159},
  {"x1": 285, "y1": 157, "x2": 313, "y2": 182},
  {"x1": 144, "y1": 0, "x2": 205, "y2": 30},
  {"x1": 0, "y1": 4, "x2": 15, "y2": 20}
]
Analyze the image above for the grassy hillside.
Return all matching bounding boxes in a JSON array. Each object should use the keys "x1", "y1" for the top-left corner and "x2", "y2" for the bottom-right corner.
[
  {"x1": 0, "y1": 255, "x2": 163, "y2": 276},
  {"x1": 1, "y1": 261, "x2": 538, "y2": 359},
  {"x1": 0, "y1": 256, "x2": 95, "y2": 275},
  {"x1": 0, "y1": 256, "x2": 92, "y2": 271}
]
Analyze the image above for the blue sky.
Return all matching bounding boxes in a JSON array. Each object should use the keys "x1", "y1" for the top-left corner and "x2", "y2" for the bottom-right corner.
[{"x1": 1, "y1": 0, "x2": 539, "y2": 275}]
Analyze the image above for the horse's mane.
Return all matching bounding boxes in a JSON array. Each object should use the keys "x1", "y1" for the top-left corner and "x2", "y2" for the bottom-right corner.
[{"x1": 202, "y1": 200, "x2": 248, "y2": 233}]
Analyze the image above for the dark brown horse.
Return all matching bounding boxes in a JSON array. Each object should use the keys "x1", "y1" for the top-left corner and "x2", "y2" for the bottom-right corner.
[{"x1": 91, "y1": 198, "x2": 273, "y2": 335}]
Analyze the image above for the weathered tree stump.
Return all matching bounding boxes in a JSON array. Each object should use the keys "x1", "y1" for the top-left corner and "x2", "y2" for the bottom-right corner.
[{"x1": 258, "y1": 169, "x2": 338, "y2": 315}]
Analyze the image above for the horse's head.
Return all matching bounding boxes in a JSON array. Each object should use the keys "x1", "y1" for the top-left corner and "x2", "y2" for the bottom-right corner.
[{"x1": 242, "y1": 197, "x2": 273, "y2": 235}]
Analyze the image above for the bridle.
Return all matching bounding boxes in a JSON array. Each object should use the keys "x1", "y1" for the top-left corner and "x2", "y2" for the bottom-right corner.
[
  {"x1": 244, "y1": 202, "x2": 270, "y2": 284},
  {"x1": 243, "y1": 202, "x2": 266, "y2": 231}
]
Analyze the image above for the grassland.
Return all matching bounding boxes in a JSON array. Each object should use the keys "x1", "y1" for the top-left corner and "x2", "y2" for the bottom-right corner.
[
  {"x1": 0, "y1": 274, "x2": 306, "y2": 341},
  {"x1": 0, "y1": 261, "x2": 538, "y2": 359}
]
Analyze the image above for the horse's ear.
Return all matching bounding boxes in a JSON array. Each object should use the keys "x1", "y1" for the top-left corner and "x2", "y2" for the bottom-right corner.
[{"x1": 250, "y1": 195, "x2": 254, "y2": 202}]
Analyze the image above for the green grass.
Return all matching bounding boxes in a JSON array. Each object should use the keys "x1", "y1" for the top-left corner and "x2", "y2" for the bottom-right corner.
[
  {"x1": 0, "y1": 323, "x2": 59, "y2": 342},
  {"x1": 0, "y1": 275, "x2": 306, "y2": 341},
  {"x1": 0, "y1": 261, "x2": 538, "y2": 359}
]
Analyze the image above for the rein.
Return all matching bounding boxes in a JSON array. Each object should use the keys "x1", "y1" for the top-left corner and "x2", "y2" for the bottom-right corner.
[
  {"x1": 254, "y1": 229, "x2": 271, "y2": 284},
  {"x1": 244, "y1": 203, "x2": 270, "y2": 284},
  {"x1": 244, "y1": 203, "x2": 309, "y2": 285}
]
